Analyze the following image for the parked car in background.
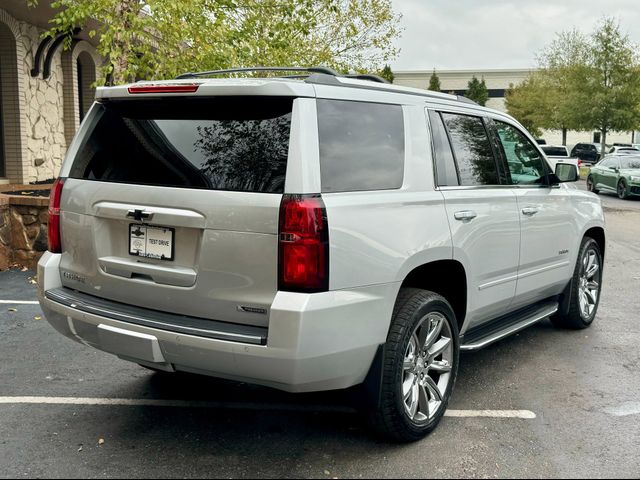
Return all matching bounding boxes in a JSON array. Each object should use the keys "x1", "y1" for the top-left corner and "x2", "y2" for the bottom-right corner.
[
  {"x1": 607, "y1": 146, "x2": 640, "y2": 155},
  {"x1": 541, "y1": 145, "x2": 582, "y2": 172},
  {"x1": 587, "y1": 155, "x2": 640, "y2": 199},
  {"x1": 570, "y1": 143, "x2": 602, "y2": 165}
]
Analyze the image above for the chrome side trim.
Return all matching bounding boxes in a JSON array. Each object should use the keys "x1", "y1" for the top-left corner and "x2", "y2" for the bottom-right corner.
[
  {"x1": 460, "y1": 302, "x2": 558, "y2": 351},
  {"x1": 518, "y1": 261, "x2": 571, "y2": 280}
]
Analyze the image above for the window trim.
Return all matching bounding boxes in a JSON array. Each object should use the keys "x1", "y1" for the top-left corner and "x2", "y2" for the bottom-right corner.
[{"x1": 427, "y1": 109, "x2": 460, "y2": 187}]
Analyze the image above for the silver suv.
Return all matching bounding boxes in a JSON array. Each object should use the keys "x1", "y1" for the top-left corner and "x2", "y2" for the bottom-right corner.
[{"x1": 38, "y1": 67, "x2": 606, "y2": 442}]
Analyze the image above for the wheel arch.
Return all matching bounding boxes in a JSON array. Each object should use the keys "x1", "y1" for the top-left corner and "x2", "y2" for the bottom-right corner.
[
  {"x1": 584, "y1": 226, "x2": 606, "y2": 259},
  {"x1": 398, "y1": 260, "x2": 468, "y2": 332}
]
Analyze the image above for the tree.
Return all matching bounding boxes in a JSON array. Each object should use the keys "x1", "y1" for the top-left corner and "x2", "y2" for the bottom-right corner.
[
  {"x1": 577, "y1": 18, "x2": 640, "y2": 155},
  {"x1": 35, "y1": 0, "x2": 402, "y2": 85},
  {"x1": 428, "y1": 69, "x2": 440, "y2": 91},
  {"x1": 378, "y1": 64, "x2": 394, "y2": 83},
  {"x1": 536, "y1": 29, "x2": 592, "y2": 145},
  {"x1": 505, "y1": 76, "x2": 547, "y2": 138},
  {"x1": 466, "y1": 75, "x2": 488, "y2": 106}
]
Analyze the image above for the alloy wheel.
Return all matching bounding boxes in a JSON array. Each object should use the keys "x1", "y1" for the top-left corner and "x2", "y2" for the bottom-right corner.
[
  {"x1": 402, "y1": 312, "x2": 454, "y2": 423},
  {"x1": 578, "y1": 247, "x2": 601, "y2": 320}
]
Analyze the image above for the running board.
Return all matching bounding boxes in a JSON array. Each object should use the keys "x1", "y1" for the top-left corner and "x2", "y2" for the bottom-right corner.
[{"x1": 460, "y1": 301, "x2": 559, "y2": 351}]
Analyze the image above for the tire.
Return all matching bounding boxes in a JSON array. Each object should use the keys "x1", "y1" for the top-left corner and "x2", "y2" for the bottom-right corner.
[
  {"x1": 551, "y1": 237, "x2": 603, "y2": 329},
  {"x1": 618, "y1": 180, "x2": 628, "y2": 199},
  {"x1": 587, "y1": 176, "x2": 599, "y2": 194},
  {"x1": 368, "y1": 288, "x2": 459, "y2": 442}
]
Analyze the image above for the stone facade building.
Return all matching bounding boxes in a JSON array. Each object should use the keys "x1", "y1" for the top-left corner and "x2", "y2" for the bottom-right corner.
[
  {"x1": 0, "y1": 1, "x2": 102, "y2": 186},
  {"x1": 0, "y1": 1, "x2": 102, "y2": 269},
  {"x1": 395, "y1": 68, "x2": 640, "y2": 148}
]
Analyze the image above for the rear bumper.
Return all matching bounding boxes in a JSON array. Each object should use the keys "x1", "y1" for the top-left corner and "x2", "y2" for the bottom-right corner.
[{"x1": 38, "y1": 252, "x2": 398, "y2": 393}]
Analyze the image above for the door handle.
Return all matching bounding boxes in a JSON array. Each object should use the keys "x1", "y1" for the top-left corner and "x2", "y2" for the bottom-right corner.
[
  {"x1": 522, "y1": 207, "x2": 539, "y2": 216},
  {"x1": 454, "y1": 210, "x2": 478, "y2": 221}
]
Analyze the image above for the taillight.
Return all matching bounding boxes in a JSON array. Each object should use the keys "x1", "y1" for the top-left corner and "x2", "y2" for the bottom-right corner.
[
  {"x1": 278, "y1": 194, "x2": 329, "y2": 293},
  {"x1": 48, "y1": 178, "x2": 65, "y2": 253},
  {"x1": 577, "y1": 159, "x2": 583, "y2": 168}
]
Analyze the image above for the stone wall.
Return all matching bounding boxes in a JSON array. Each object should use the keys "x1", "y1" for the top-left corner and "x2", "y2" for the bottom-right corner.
[
  {"x1": 0, "y1": 194, "x2": 49, "y2": 271},
  {"x1": 19, "y1": 20, "x2": 67, "y2": 183}
]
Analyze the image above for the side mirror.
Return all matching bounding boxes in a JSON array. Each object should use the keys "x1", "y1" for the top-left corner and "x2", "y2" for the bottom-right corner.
[{"x1": 554, "y1": 163, "x2": 579, "y2": 183}]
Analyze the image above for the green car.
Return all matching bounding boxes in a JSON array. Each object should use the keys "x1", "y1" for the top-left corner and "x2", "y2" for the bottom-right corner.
[{"x1": 587, "y1": 155, "x2": 640, "y2": 199}]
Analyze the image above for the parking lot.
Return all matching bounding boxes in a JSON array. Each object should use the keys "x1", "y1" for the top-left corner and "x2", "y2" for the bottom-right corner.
[{"x1": 1, "y1": 190, "x2": 639, "y2": 478}]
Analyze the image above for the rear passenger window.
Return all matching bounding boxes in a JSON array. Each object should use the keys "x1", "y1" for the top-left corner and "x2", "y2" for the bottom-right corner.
[
  {"x1": 428, "y1": 110, "x2": 459, "y2": 186},
  {"x1": 317, "y1": 99, "x2": 404, "y2": 193},
  {"x1": 441, "y1": 113, "x2": 499, "y2": 186}
]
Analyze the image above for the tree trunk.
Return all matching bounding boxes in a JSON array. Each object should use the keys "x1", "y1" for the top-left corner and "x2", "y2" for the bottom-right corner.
[
  {"x1": 600, "y1": 129, "x2": 607, "y2": 161},
  {"x1": 562, "y1": 127, "x2": 567, "y2": 146}
]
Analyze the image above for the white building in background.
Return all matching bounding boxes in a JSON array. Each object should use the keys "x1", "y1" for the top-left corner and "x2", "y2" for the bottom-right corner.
[
  {"x1": 0, "y1": 2, "x2": 102, "y2": 185},
  {"x1": 394, "y1": 69, "x2": 639, "y2": 148}
]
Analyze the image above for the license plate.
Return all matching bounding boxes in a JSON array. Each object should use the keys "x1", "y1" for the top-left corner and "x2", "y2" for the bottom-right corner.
[{"x1": 129, "y1": 224, "x2": 175, "y2": 261}]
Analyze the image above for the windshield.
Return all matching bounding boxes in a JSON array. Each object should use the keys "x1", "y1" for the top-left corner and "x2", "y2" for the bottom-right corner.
[
  {"x1": 541, "y1": 146, "x2": 568, "y2": 156},
  {"x1": 620, "y1": 157, "x2": 640, "y2": 169}
]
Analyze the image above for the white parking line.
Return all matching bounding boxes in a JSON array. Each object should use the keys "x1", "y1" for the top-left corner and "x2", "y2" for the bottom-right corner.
[
  {"x1": 0, "y1": 396, "x2": 536, "y2": 418},
  {"x1": 0, "y1": 300, "x2": 39, "y2": 305}
]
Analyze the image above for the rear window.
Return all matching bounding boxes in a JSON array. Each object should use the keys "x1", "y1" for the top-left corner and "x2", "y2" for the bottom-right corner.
[
  {"x1": 68, "y1": 97, "x2": 293, "y2": 193},
  {"x1": 317, "y1": 99, "x2": 404, "y2": 193},
  {"x1": 541, "y1": 146, "x2": 568, "y2": 156}
]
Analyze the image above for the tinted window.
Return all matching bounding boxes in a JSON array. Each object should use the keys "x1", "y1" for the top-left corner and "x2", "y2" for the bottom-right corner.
[
  {"x1": 441, "y1": 113, "x2": 498, "y2": 186},
  {"x1": 620, "y1": 157, "x2": 640, "y2": 169},
  {"x1": 541, "y1": 146, "x2": 568, "y2": 156},
  {"x1": 599, "y1": 158, "x2": 617, "y2": 168},
  {"x1": 495, "y1": 121, "x2": 548, "y2": 185},
  {"x1": 317, "y1": 100, "x2": 404, "y2": 192},
  {"x1": 69, "y1": 97, "x2": 293, "y2": 193},
  {"x1": 428, "y1": 110, "x2": 459, "y2": 186}
]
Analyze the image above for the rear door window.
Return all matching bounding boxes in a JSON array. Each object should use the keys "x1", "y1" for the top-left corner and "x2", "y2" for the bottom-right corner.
[
  {"x1": 317, "y1": 99, "x2": 404, "y2": 193},
  {"x1": 68, "y1": 97, "x2": 293, "y2": 193},
  {"x1": 441, "y1": 113, "x2": 500, "y2": 186}
]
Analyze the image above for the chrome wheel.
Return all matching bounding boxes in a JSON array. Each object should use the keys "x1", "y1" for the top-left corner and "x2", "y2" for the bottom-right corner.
[
  {"x1": 402, "y1": 312, "x2": 453, "y2": 423},
  {"x1": 578, "y1": 248, "x2": 601, "y2": 320}
]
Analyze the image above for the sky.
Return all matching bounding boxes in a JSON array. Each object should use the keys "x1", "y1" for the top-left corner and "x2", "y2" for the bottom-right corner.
[{"x1": 390, "y1": 0, "x2": 640, "y2": 72}]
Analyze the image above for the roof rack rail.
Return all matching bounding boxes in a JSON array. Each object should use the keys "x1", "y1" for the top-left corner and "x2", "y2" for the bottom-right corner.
[
  {"x1": 344, "y1": 74, "x2": 390, "y2": 84},
  {"x1": 176, "y1": 66, "x2": 340, "y2": 79}
]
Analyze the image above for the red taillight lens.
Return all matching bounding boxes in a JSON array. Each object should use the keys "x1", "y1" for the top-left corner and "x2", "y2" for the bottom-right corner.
[
  {"x1": 278, "y1": 194, "x2": 329, "y2": 293},
  {"x1": 128, "y1": 84, "x2": 200, "y2": 94},
  {"x1": 48, "y1": 178, "x2": 65, "y2": 253}
]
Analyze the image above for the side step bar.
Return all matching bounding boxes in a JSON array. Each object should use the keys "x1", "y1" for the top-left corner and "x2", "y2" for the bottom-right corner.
[{"x1": 460, "y1": 301, "x2": 559, "y2": 351}]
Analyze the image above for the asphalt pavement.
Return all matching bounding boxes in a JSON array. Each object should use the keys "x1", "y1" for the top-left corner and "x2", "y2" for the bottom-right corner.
[{"x1": 1, "y1": 202, "x2": 639, "y2": 478}]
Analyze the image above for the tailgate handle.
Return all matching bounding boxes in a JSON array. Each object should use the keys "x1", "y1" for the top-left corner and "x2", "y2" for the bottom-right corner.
[{"x1": 127, "y1": 209, "x2": 154, "y2": 222}]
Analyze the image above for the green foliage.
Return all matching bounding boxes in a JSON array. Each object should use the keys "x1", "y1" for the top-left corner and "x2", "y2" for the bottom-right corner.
[
  {"x1": 428, "y1": 69, "x2": 440, "y2": 92},
  {"x1": 505, "y1": 76, "x2": 547, "y2": 137},
  {"x1": 515, "y1": 18, "x2": 640, "y2": 149},
  {"x1": 37, "y1": 0, "x2": 402, "y2": 86},
  {"x1": 378, "y1": 64, "x2": 394, "y2": 83},
  {"x1": 466, "y1": 75, "x2": 488, "y2": 106}
]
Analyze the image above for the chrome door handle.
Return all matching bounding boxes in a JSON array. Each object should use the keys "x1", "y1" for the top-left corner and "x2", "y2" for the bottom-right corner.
[
  {"x1": 522, "y1": 207, "x2": 539, "y2": 216},
  {"x1": 454, "y1": 210, "x2": 478, "y2": 221}
]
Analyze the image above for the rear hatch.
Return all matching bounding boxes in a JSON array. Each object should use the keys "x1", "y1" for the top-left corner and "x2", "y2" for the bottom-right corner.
[{"x1": 57, "y1": 94, "x2": 298, "y2": 328}]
